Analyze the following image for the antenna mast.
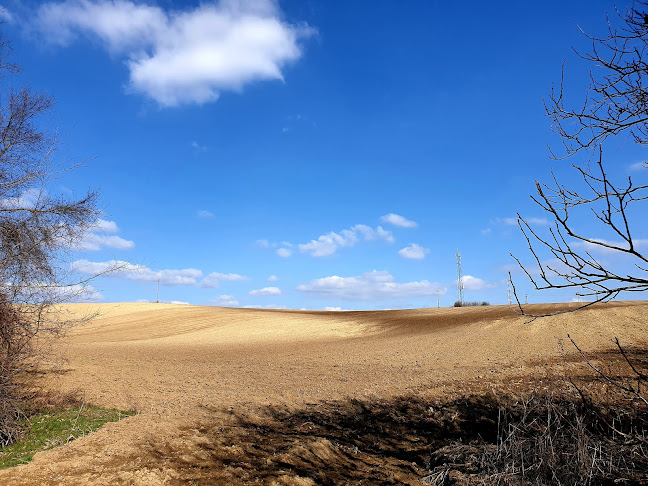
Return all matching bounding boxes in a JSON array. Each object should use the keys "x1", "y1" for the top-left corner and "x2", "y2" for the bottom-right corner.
[
  {"x1": 507, "y1": 279, "x2": 512, "y2": 305},
  {"x1": 456, "y1": 250, "x2": 464, "y2": 305},
  {"x1": 156, "y1": 279, "x2": 160, "y2": 304}
]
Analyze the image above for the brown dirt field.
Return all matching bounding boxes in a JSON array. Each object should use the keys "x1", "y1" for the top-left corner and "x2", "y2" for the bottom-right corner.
[{"x1": 1, "y1": 301, "x2": 646, "y2": 485}]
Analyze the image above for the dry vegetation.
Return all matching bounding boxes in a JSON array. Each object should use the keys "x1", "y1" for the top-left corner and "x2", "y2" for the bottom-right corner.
[{"x1": 0, "y1": 301, "x2": 646, "y2": 484}]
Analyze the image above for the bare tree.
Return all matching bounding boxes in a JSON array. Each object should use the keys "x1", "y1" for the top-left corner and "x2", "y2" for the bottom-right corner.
[
  {"x1": 513, "y1": 1, "x2": 648, "y2": 319},
  {"x1": 547, "y1": 1, "x2": 648, "y2": 158},
  {"x1": 509, "y1": 6, "x2": 648, "y2": 456},
  {"x1": 0, "y1": 38, "x2": 103, "y2": 444}
]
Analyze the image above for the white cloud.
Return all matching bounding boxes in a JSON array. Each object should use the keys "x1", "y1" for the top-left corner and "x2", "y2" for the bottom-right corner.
[
  {"x1": 199, "y1": 271, "x2": 249, "y2": 288},
  {"x1": 380, "y1": 213, "x2": 417, "y2": 228},
  {"x1": 197, "y1": 210, "x2": 214, "y2": 218},
  {"x1": 572, "y1": 238, "x2": 648, "y2": 255},
  {"x1": 93, "y1": 219, "x2": 118, "y2": 233},
  {"x1": 481, "y1": 228, "x2": 492, "y2": 235},
  {"x1": 0, "y1": 8, "x2": 14, "y2": 23},
  {"x1": 249, "y1": 286, "x2": 281, "y2": 296},
  {"x1": 526, "y1": 217, "x2": 550, "y2": 226},
  {"x1": 324, "y1": 306, "x2": 352, "y2": 311},
  {"x1": 499, "y1": 217, "x2": 518, "y2": 226},
  {"x1": 297, "y1": 270, "x2": 445, "y2": 301},
  {"x1": 0, "y1": 190, "x2": 134, "y2": 252},
  {"x1": 75, "y1": 233, "x2": 135, "y2": 251},
  {"x1": 298, "y1": 224, "x2": 394, "y2": 257},
  {"x1": 461, "y1": 275, "x2": 497, "y2": 291},
  {"x1": 67, "y1": 284, "x2": 104, "y2": 302},
  {"x1": 267, "y1": 275, "x2": 278, "y2": 281},
  {"x1": 256, "y1": 240, "x2": 293, "y2": 253},
  {"x1": 630, "y1": 162, "x2": 647, "y2": 171},
  {"x1": 497, "y1": 216, "x2": 549, "y2": 226},
  {"x1": 0, "y1": 188, "x2": 41, "y2": 209},
  {"x1": 276, "y1": 247, "x2": 292, "y2": 258},
  {"x1": 242, "y1": 304, "x2": 287, "y2": 309},
  {"x1": 71, "y1": 259, "x2": 202, "y2": 285},
  {"x1": 208, "y1": 294, "x2": 240, "y2": 306},
  {"x1": 36, "y1": 0, "x2": 314, "y2": 106},
  {"x1": 191, "y1": 140, "x2": 207, "y2": 152},
  {"x1": 170, "y1": 300, "x2": 190, "y2": 305},
  {"x1": 24, "y1": 282, "x2": 103, "y2": 303},
  {"x1": 37, "y1": 0, "x2": 167, "y2": 50},
  {"x1": 398, "y1": 243, "x2": 429, "y2": 259},
  {"x1": 73, "y1": 260, "x2": 250, "y2": 288},
  {"x1": 72, "y1": 218, "x2": 135, "y2": 251}
]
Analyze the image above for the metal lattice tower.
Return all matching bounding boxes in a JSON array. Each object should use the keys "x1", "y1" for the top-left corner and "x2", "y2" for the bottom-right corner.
[
  {"x1": 507, "y1": 279, "x2": 512, "y2": 305},
  {"x1": 456, "y1": 250, "x2": 464, "y2": 305}
]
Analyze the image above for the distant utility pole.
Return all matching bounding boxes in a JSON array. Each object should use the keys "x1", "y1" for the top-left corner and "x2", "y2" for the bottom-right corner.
[
  {"x1": 525, "y1": 293, "x2": 528, "y2": 305},
  {"x1": 156, "y1": 279, "x2": 160, "y2": 304},
  {"x1": 507, "y1": 279, "x2": 512, "y2": 305},
  {"x1": 437, "y1": 289, "x2": 440, "y2": 308},
  {"x1": 456, "y1": 250, "x2": 464, "y2": 305}
]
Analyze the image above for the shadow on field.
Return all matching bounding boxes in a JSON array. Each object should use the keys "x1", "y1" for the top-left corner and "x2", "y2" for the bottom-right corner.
[
  {"x1": 144, "y1": 348, "x2": 648, "y2": 485},
  {"x1": 148, "y1": 394, "x2": 501, "y2": 485}
]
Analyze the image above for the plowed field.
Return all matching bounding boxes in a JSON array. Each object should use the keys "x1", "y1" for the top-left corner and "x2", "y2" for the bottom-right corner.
[{"x1": 2, "y1": 301, "x2": 646, "y2": 485}]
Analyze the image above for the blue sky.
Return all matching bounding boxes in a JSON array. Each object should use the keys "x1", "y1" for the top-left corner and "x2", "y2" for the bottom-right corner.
[{"x1": 1, "y1": 0, "x2": 646, "y2": 309}]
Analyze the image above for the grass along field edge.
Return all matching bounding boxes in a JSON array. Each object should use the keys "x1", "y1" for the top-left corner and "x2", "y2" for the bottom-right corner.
[{"x1": 0, "y1": 404, "x2": 136, "y2": 469}]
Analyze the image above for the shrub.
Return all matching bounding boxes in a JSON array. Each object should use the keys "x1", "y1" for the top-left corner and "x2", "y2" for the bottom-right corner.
[
  {"x1": 455, "y1": 301, "x2": 490, "y2": 307},
  {"x1": 0, "y1": 297, "x2": 28, "y2": 446}
]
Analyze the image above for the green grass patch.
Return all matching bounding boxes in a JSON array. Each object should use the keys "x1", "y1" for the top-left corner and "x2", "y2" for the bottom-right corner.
[{"x1": 0, "y1": 405, "x2": 136, "y2": 469}]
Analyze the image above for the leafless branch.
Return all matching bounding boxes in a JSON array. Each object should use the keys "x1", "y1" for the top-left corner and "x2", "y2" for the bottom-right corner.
[
  {"x1": 546, "y1": 2, "x2": 648, "y2": 158},
  {"x1": 512, "y1": 149, "x2": 646, "y2": 318}
]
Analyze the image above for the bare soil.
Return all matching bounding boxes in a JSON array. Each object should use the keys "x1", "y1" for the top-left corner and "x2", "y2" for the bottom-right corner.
[{"x1": 1, "y1": 301, "x2": 646, "y2": 485}]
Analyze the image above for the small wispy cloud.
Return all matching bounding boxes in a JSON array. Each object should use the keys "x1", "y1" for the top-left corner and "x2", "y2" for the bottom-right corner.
[
  {"x1": 199, "y1": 272, "x2": 249, "y2": 288},
  {"x1": 461, "y1": 275, "x2": 497, "y2": 291},
  {"x1": 254, "y1": 239, "x2": 293, "y2": 255},
  {"x1": 249, "y1": 286, "x2": 281, "y2": 296},
  {"x1": 526, "y1": 217, "x2": 550, "y2": 225},
  {"x1": 197, "y1": 210, "x2": 214, "y2": 218},
  {"x1": 629, "y1": 161, "x2": 647, "y2": 171},
  {"x1": 572, "y1": 238, "x2": 648, "y2": 254},
  {"x1": 298, "y1": 270, "x2": 445, "y2": 301},
  {"x1": 276, "y1": 248, "x2": 292, "y2": 258},
  {"x1": 73, "y1": 218, "x2": 135, "y2": 251},
  {"x1": 242, "y1": 304, "x2": 287, "y2": 309},
  {"x1": 71, "y1": 260, "x2": 202, "y2": 285},
  {"x1": 191, "y1": 141, "x2": 207, "y2": 152},
  {"x1": 298, "y1": 224, "x2": 394, "y2": 257},
  {"x1": 497, "y1": 216, "x2": 549, "y2": 226},
  {"x1": 398, "y1": 243, "x2": 429, "y2": 259},
  {"x1": 380, "y1": 213, "x2": 417, "y2": 228},
  {"x1": 68, "y1": 284, "x2": 104, "y2": 302},
  {"x1": 0, "y1": 8, "x2": 14, "y2": 23},
  {"x1": 208, "y1": 294, "x2": 239, "y2": 307}
]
